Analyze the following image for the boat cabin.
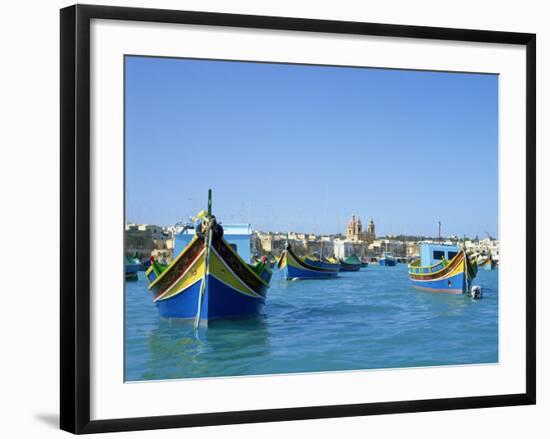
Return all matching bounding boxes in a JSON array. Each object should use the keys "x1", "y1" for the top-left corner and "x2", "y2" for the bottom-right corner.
[
  {"x1": 419, "y1": 243, "x2": 460, "y2": 267},
  {"x1": 174, "y1": 223, "x2": 252, "y2": 263}
]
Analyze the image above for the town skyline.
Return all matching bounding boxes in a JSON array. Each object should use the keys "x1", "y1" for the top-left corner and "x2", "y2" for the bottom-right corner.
[
  {"x1": 126, "y1": 219, "x2": 500, "y2": 265},
  {"x1": 125, "y1": 214, "x2": 496, "y2": 241}
]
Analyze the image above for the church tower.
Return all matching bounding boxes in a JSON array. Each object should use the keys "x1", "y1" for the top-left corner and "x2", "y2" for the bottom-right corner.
[
  {"x1": 368, "y1": 218, "x2": 375, "y2": 236},
  {"x1": 346, "y1": 215, "x2": 363, "y2": 241},
  {"x1": 355, "y1": 217, "x2": 362, "y2": 238},
  {"x1": 346, "y1": 215, "x2": 357, "y2": 240}
]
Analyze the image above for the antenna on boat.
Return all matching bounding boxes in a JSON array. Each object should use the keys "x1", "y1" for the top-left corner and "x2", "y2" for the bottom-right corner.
[{"x1": 319, "y1": 183, "x2": 328, "y2": 260}]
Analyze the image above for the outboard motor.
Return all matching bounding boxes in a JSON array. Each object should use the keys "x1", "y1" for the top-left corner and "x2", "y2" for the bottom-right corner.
[{"x1": 470, "y1": 285, "x2": 482, "y2": 300}]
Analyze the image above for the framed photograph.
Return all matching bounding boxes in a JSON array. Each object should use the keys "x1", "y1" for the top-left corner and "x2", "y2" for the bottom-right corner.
[{"x1": 60, "y1": 4, "x2": 536, "y2": 434}]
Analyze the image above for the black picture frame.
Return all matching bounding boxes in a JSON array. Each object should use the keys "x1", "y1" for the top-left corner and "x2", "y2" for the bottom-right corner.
[{"x1": 60, "y1": 4, "x2": 536, "y2": 434}]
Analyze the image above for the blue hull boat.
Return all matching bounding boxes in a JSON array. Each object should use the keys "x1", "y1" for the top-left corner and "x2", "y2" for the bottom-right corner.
[
  {"x1": 145, "y1": 191, "x2": 272, "y2": 325},
  {"x1": 339, "y1": 254, "x2": 362, "y2": 272},
  {"x1": 279, "y1": 247, "x2": 339, "y2": 280},
  {"x1": 125, "y1": 257, "x2": 140, "y2": 280},
  {"x1": 408, "y1": 243, "x2": 477, "y2": 294},
  {"x1": 155, "y1": 273, "x2": 265, "y2": 319}
]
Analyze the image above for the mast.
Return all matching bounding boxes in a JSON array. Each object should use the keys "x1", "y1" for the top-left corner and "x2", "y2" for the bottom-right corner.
[{"x1": 195, "y1": 189, "x2": 213, "y2": 330}]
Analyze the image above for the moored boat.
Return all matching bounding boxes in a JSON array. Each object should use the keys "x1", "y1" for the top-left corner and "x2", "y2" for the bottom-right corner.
[
  {"x1": 360, "y1": 257, "x2": 369, "y2": 268},
  {"x1": 379, "y1": 252, "x2": 396, "y2": 266},
  {"x1": 145, "y1": 190, "x2": 272, "y2": 325},
  {"x1": 145, "y1": 257, "x2": 167, "y2": 283},
  {"x1": 141, "y1": 257, "x2": 152, "y2": 270},
  {"x1": 125, "y1": 256, "x2": 141, "y2": 280},
  {"x1": 278, "y1": 245, "x2": 339, "y2": 280},
  {"x1": 339, "y1": 254, "x2": 362, "y2": 272},
  {"x1": 267, "y1": 254, "x2": 277, "y2": 269},
  {"x1": 478, "y1": 255, "x2": 496, "y2": 271},
  {"x1": 408, "y1": 243, "x2": 477, "y2": 294},
  {"x1": 304, "y1": 255, "x2": 341, "y2": 271}
]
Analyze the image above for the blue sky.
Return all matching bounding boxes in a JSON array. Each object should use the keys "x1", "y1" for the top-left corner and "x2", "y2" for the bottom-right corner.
[{"x1": 125, "y1": 56, "x2": 498, "y2": 238}]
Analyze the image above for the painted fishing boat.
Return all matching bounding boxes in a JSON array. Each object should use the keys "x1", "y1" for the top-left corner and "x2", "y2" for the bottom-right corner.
[
  {"x1": 304, "y1": 255, "x2": 341, "y2": 271},
  {"x1": 145, "y1": 257, "x2": 167, "y2": 283},
  {"x1": 253, "y1": 255, "x2": 276, "y2": 269},
  {"x1": 478, "y1": 255, "x2": 496, "y2": 270},
  {"x1": 339, "y1": 254, "x2": 362, "y2": 272},
  {"x1": 145, "y1": 191, "x2": 272, "y2": 325},
  {"x1": 379, "y1": 252, "x2": 396, "y2": 266},
  {"x1": 360, "y1": 257, "x2": 369, "y2": 268},
  {"x1": 125, "y1": 256, "x2": 141, "y2": 280},
  {"x1": 129, "y1": 254, "x2": 147, "y2": 271},
  {"x1": 408, "y1": 243, "x2": 477, "y2": 294},
  {"x1": 267, "y1": 255, "x2": 277, "y2": 269},
  {"x1": 278, "y1": 245, "x2": 339, "y2": 280}
]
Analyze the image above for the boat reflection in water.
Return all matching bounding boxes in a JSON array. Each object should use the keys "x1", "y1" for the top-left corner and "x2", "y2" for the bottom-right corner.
[{"x1": 143, "y1": 316, "x2": 271, "y2": 380}]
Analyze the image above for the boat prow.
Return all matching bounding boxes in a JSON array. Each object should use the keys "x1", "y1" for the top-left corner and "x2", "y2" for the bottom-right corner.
[{"x1": 146, "y1": 192, "x2": 272, "y2": 322}]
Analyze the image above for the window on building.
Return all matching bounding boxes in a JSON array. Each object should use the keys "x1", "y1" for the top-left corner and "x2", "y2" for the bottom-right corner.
[
  {"x1": 433, "y1": 250, "x2": 445, "y2": 260},
  {"x1": 447, "y1": 251, "x2": 458, "y2": 260}
]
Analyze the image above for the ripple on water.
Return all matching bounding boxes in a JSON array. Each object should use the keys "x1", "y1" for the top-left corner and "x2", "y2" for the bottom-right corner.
[{"x1": 124, "y1": 265, "x2": 498, "y2": 380}]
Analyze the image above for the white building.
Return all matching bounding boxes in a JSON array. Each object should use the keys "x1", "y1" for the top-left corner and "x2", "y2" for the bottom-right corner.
[{"x1": 333, "y1": 239, "x2": 366, "y2": 259}]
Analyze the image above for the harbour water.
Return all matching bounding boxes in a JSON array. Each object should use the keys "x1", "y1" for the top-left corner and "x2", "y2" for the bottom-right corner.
[{"x1": 125, "y1": 264, "x2": 498, "y2": 381}]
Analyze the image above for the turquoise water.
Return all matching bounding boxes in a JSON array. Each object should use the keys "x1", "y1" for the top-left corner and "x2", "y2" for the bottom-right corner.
[{"x1": 125, "y1": 264, "x2": 498, "y2": 381}]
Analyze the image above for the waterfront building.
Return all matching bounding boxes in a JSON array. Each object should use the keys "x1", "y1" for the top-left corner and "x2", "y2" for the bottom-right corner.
[
  {"x1": 125, "y1": 223, "x2": 171, "y2": 259},
  {"x1": 306, "y1": 236, "x2": 334, "y2": 258},
  {"x1": 333, "y1": 238, "x2": 367, "y2": 259},
  {"x1": 251, "y1": 233, "x2": 262, "y2": 256},
  {"x1": 406, "y1": 242, "x2": 420, "y2": 258},
  {"x1": 346, "y1": 215, "x2": 362, "y2": 241},
  {"x1": 368, "y1": 239, "x2": 406, "y2": 257},
  {"x1": 464, "y1": 237, "x2": 500, "y2": 262},
  {"x1": 254, "y1": 231, "x2": 287, "y2": 256},
  {"x1": 367, "y1": 218, "x2": 376, "y2": 240},
  {"x1": 345, "y1": 215, "x2": 376, "y2": 243}
]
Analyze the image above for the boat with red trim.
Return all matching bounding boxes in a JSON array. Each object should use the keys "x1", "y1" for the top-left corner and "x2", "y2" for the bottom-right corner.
[
  {"x1": 408, "y1": 243, "x2": 477, "y2": 294},
  {"x1": 145, "y1": 190, "x2": 272, "y2": 326}
]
